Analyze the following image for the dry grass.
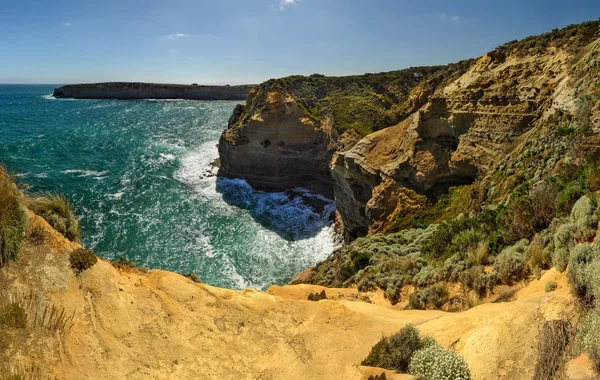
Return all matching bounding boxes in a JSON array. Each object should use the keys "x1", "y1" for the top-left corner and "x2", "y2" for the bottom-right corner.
[
  {"x1": 27, "y1": 225, "x2": 46, "y2": 246},
  {"x1": 0, "y1": 289, "x2": 75, "y2": 333},
  {"x1": 0, "y1": 166, "x2": 26, "y2": 267},
  {"x1": 467, "y1": 240, "x2": 489, "y2": 266},
  {"x1": 533, "y1": 320, "x2": 573, "y2": 380},
  {"x1": 25, "y1": 192, "x2": 79, "y2": 242},
  {"x1": 0, "y1": 362, "x2": 55, "y2": 380}
]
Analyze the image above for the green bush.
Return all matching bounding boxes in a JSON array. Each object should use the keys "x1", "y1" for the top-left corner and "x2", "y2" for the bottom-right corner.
[
  {"x1": 577, "y1": 309, "x2": 600, "y2": 371},
  {"x1": 361, "y1": 324, "x2": 425, "y2": 372},
  {"x1": 526, "y1": 232, "x2": 552, "y2": 276},
  {"x1": 570, "y1": 195, "x2": 598, "y2": 242},
  {"x1": 567, "y1": 244, "x2": 600, "y2": 303},
  {"x1": 413, "y1": 265, "x2": 442, "y2": 287},
  {"x1": 69, "y1": 248, "x2": 98, "y2": 274},
  {"x1": 446, "y1": 228, "x2": 487, "y2": 259},
  {"x1": 0, "y1": 167, "x2": 26, "y2": 267},
  {"x1": 27, "y1": 192, "x2": 80, "y2": 242},
  {"x1": 443, "y1": 254, "x2": 469, "y2": 283},
  {"x1": 494, "y1": 239, "x2": 530, "y2": 284},
  {"x1": 408, "y1": 342, "x2": 472, "y2": 380},
  {"x1": 556, "y1": 183, "x2": 585, "y2": 217},
  {"x1": 545, "y1": 280, "x2": 557, "y2": 292},
  {"x1": 421, "y1": 218, "x2": 480, "y2": 259},
  {"x1": 409, "y1": 284, "x2": 449, "y2": 310},
  {"x1": 552, "y1": 223, "x2": 576, "y2": 272}
]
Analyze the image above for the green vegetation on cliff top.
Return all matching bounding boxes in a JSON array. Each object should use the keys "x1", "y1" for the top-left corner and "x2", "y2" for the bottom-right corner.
[{"x1": 237, "y1": 62, "x2": 473, "y2": 136}]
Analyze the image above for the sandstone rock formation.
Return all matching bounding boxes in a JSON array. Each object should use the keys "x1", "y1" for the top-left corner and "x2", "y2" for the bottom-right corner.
[
  {"x1": 218, "y1": 21, "x2": 600, "y2": 240},
  {"x1": 53, "y1": 82, "x2": 254, "y2": 100},
  {"x1": 219, "y1": 91, "x2": 336, "y2": 197}
]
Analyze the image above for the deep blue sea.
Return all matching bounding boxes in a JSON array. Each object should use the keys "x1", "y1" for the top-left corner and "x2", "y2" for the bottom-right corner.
[{"x1": 0, "y1": 84, "x2": 336, "y2": 289}]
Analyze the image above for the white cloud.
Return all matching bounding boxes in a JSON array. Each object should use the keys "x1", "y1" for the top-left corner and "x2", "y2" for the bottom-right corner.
[
  {"x1": 279, "y1": 0, "x2": 296, "y2": 11},
  {"x1": 440, "y1": 13, "x2": 459, "y2": 22},
  {"x1": 161, "y1": 33, "x2": 190, "y2": 40},
  {"x1": 62, "y1": 22, "x2": 72, "y2": 27}
]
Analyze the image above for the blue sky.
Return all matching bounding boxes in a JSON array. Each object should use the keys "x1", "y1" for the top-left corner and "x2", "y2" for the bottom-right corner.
[{"x1": 1, "y1": 0, "x2": 599, "y2": 84}]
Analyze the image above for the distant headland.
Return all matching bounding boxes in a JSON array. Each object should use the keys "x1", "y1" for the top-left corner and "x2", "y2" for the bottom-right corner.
[{"x1": 52, "y1": 82, "x2": 255, "y2": 100}]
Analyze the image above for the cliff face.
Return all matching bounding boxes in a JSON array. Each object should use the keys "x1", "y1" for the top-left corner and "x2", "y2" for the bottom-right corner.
[
  {"x1": 218, "y1": 91, "x2": 336, "y2": 197},
  {"x1": 218, "y1": 21, "x2": 600, "y2": 241},
  {"x1": 53, "y1": 82, "x2": 254, "y2": 100}
]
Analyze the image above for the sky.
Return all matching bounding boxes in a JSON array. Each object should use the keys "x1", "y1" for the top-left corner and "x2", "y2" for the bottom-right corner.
[{"x1": 0, "y1": 0, "x2": 599, "y2": 85}]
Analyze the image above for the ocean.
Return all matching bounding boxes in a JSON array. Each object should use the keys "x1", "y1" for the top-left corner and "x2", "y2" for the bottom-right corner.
[{"x1": 0, "y1": 84, "x2": 337, "y2": 289}]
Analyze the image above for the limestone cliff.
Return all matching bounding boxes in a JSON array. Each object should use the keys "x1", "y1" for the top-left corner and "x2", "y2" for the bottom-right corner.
[
  {"x1": 218, "y1": 20, "x2": 600, "y2": 241},
  {"x1": 53, "y1": 82, "x2": 254, "y2": 100},
  {"x1": 219, "y1": 91, "x2": 336, "y2": 196}
]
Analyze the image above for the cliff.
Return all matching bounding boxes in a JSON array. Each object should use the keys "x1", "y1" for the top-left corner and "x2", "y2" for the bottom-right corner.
[
  {"x1": 53, "y1": 82, "x2": 255, "y2": 100},
  {"x1": 218, "y1": 20, "x2": 600, "y2": 241},
  {"x1": 0, "y1": 207, "x2": 578, "y2": 379}
]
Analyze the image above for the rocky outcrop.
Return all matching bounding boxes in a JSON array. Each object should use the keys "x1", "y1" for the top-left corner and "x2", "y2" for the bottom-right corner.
[
  {"x1": 53, "y1": 82, "x2": 254, "y2": 100},
  {"x1": 218, "y1": 91, "x2": 337, "y2": 197},
  {"x1": 219, "y1": 21, "x2": 600, "y2": 241}
]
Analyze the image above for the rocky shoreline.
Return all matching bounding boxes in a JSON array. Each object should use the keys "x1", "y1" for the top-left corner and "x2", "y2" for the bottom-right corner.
[{"x1": 53, "y1": 82, "x2": 255, "y2": 100}]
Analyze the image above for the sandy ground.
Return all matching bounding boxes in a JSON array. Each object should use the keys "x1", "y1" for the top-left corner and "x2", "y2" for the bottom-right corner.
[{"x1": 2, "y1": 213, "x2": 579, "y2": 379}]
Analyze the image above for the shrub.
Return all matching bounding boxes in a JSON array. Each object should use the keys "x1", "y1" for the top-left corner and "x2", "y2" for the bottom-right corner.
[
  {"x1": 0, "y1": 167, "x2": 26, "y2": 267},
  {"x1": 530, "y1": 181, "x2": 559, "y2": 230},
  {"x1": 421, "y1": 218, "x2": 480, "y2": 259},
  {"x1": 408, "y1": 342, "x2": 472, "y2": 380},
  {"x1": 556, "y1": 183, "x2": 584, "y2": 216},
  {"x1": 361, "y1": 324, "x2": 424, "y2": 372},
  {"x1": 567, "y1": 244, "x2": 600, "y2": 303},
  {"x1": 0, "y1": 303, "x2": 27, "y2": 329},
  {"x1": 526, "y1": 232, "x2": 552, "y2": 276},
  {"x1": 183, "y1": 273, "x2": 201, "y2": 283},
  {"x1": 409, "y1": 284, "x2": 449, "y2": 310},
  {"x1": 27, "y1": 192, "x2": 80, "y2": 242},
  {"x1": 28, "y1": 224, "x2": 46, "y2": 245},
  {"x1": 69, "y1": 248, "x2": 98, "y2": 274},
  {"x1": 443, "y1": 255, "x2": 469, "y2": 283},
  {"x1": 570, "y1": 195, "x2": 598, "y2": 242},
  {"x1": 503, "y1": 196, "x2": 536, "y2": 243},
  {"x1": 586, "y1": 260, "x2": 600, "y2": 302},
  {"x1": 533, "y1": 320, "x2": 572, "y2": 380},
  {"x1": 552, "y1": 223, "x2": 576, "y2": 272},
  {"x1": 307, "y1": 290, "x2": 327, "y2": 301},
  {"x1": 577, "y1": 310, "x2": 600, "y2": 371},
  {"x1": 494, "y1": 239, "x2": 530, "y2": 284},
  {"x1": 412, "y1": 265, "x2": 441, "y2": 287},
  {"x1": 545, "y1": 281, "x2": 557, "y2": 293},
  {"x1": 466, "y1": 240, "x2": 489, "y2": 266},
  {"x1": 446, "y1": 228, "x2": 487, "y2": 259}
]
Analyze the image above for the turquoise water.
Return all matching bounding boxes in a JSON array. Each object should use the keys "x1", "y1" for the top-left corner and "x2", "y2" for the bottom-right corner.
[{"x1": 0, "y1": 84, "x2": 336, "y2": 289}]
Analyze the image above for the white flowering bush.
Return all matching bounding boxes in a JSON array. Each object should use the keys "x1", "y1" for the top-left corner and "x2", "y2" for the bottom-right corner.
[{"x1": 408, "y1": 343, "x2": 471, "y2": 380}]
